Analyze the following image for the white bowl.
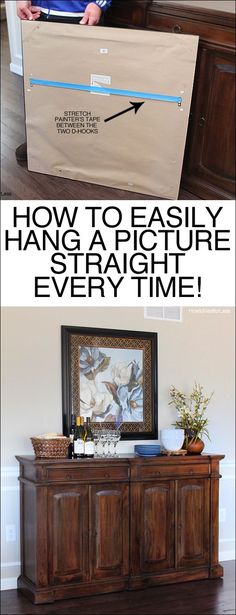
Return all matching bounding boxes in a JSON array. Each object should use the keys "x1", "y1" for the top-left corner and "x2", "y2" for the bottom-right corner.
[{"x1": 160, "y1": 428, "x2": 185, "y2": 452}]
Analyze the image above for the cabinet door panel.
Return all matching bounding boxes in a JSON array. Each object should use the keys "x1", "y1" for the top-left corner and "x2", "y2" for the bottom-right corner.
[
  {"x1": 48, "y1": 486, "x2": 89, "y2": 584},
  {"x1": 131, "y1": 481, "x2": 175, "y2": 574},
  {"x1": 177, "y1": 479, "x2": 210, "y2": 568},
  {"x1": 184, "y1": 47, "x2": 235, "y2": 197},
  {"x1": 90, "y1": 484, "x2": 129, "y2": 580},
  {"x1": 202, "y1": 57, "x2": 235, "y2": 180}
]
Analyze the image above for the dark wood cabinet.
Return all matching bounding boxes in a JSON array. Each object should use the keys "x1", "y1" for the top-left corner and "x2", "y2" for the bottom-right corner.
[
  {"x1": 105, "y1": 1, "x2": 235, "y2": 199},
  {"x1": 47, "y1": 482, "x2": 129, "y2": 586},
  {"x1": 17, "y1": 454, "x2": 224, "y2": 604},
  {"x1": 176, "y1": 478, "x2": 210, "y2": 568},
  {"x1": 130, "y1": 476, "x2": 210, "y2": 582},
  {"x1": 90, "y1": 483, "x2": 129, "y2": 581},
  {"x1": 48, "y1": 485, "x2": 89, "y2": 585},
  {"x1": 130, "y1": 480, "x2": 175, "y2": 577}
]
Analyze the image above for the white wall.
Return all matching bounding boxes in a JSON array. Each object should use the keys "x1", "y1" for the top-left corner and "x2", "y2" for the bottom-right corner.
[
  {"x1": 1, "y1": 306, "x2": 235, "y2": 589},
  {"x1": 5, "y1": 0, "x2": 22, "y2": 75}
]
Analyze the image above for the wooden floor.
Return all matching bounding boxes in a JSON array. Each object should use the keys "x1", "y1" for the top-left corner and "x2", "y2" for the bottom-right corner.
[
  {"x1": 1, "y1": 561, "x2": 235, "y2": 615},
  {"x1": 1, "y1": 20, "x2": 197, "y2": 201}
]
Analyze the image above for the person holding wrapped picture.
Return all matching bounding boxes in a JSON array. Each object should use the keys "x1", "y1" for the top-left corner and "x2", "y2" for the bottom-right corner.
[{"x1": 15, "y1": 0, "x2": 112, "y2": 163}]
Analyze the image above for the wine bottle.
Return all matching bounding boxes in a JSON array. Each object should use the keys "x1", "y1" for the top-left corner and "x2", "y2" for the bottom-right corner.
[
  {"x1": 68, "y1": 413, "x2": 76, "y2": 459},
  {"x1": 84, "y1": 417, "x2": 95, "y2": 458},
  {"x1": 73, "y1": 416, "x2": 85, "y2": 458}
]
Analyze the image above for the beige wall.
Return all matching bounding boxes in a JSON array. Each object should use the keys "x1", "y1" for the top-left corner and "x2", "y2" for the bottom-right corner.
[
  {"x1": 2, "y1": 306, "x2": 235, "y2": 463},
  {"x1": 1, "y1": 306, "x2": 235, "y2": 587},
  {"x1": 161, "y1": 0, "x2": 235, "y2": 12}
]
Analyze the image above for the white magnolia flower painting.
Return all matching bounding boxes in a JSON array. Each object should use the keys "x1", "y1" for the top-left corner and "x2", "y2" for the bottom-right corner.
[{"x1": 79, "y1": 345, "x2": 143, "y2": 423}]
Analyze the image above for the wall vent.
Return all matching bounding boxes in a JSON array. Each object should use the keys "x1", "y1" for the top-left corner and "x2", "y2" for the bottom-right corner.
[{"x1": 144, "y1": 307, "x2": 182, "y2": 322}]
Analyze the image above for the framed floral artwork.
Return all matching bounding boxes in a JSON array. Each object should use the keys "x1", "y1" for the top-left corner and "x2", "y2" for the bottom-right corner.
[{"x1": 61, "y1": 326, "x2": 158, "y2": 440}]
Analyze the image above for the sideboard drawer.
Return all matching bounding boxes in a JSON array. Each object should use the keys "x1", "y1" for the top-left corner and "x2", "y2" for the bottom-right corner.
[
  {"x1": 146, "y1": 12, "x2": 235, "y2": 46},
  {"x1": 137, "y1": 462, "x2": 210, "y2": 480},
  {"x1": 46, "y1": 464, "x2": 129, "y2": 482}
]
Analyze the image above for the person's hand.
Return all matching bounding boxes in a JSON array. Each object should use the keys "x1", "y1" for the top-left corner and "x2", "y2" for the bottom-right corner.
[
  {"x1": 16, "y1": 1, "x2": 41, "y2": 20},
  {"x1": 80, "y1": 3, "x2": 102, "y2": 25}
]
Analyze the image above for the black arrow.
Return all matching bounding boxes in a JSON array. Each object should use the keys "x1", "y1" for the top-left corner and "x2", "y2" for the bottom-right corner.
[{"x1": 104, "y1": 101, "x2": 145, "y2": 123}]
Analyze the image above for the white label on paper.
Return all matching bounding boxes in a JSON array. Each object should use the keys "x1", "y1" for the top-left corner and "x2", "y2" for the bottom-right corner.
[
  {"x1": 90, "y1": 74, "x2": 111, "y2": 96},
  {"x1": 74, "y1": 439, "x2": 84, "y2": 455},
  {"x1": 84, "y1": 441, "x2": 95, "y2": 455}
]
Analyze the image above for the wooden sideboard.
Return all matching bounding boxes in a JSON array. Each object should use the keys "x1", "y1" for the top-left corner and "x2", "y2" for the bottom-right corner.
[
  {"x1": 16, "y1": 454, "x2": 224, "y2": 604},
  {"x1": 105, "y1": 1, "x2": 236, "y2": 200}
]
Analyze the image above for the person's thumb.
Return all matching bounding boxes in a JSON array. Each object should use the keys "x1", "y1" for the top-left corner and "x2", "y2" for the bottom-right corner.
[
  {"x1": 30, "y1": 6, "x2": 41, "y2": 19},
  {"x1": 23, "y1": 6, "x2": 34, "y2": 19},
  {"x1": 80, "y1": 13, "x2": 89, "y2": 25}
]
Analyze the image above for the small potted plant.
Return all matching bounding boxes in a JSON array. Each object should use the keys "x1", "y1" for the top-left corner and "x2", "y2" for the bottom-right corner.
[{"x1": 169, "y1": 383, "x2": 213, "y2": 454}]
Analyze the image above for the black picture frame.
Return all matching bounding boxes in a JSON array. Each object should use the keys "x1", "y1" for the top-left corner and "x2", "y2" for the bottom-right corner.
[{"x1": 61, "y1": 325, "x2": 158, "y2": 440}]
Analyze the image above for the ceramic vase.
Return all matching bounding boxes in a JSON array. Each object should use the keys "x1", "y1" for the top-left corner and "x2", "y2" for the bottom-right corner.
[
  {"x1": 187, "y1": 437, "x2": 205, "y2": 454},
  {"x1": 160, "y1": 428, "x2": 185, "y2": 452}
]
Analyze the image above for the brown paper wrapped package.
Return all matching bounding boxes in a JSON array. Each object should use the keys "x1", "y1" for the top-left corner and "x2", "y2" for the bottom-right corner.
[{"x1": 22, "y1": 22, "x2": 198, "y2": 199}]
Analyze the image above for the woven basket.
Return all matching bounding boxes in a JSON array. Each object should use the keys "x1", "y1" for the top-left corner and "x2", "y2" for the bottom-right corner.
[{"x1": 31, "y1": 436, "x2": 70, "y2": 458}]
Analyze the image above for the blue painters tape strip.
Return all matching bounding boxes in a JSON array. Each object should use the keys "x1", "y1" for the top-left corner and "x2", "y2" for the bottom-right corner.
[{"x1": 29, "y1": 78, "x2": 182, "y2": 104}]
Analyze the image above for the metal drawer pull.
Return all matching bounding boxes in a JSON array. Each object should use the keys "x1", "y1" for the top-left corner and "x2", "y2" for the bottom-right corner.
[
  {"x1": 199, "y1": 116, "x2": 206, "y2": 127},
  {"x1": 172, "y1": 24, "x2": 183, "y2": 33}
]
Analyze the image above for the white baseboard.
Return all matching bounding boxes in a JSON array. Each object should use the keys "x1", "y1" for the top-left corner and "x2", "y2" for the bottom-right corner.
[
  {"x1": 220, "y1": 550, "x2": 235, "y2": 561},
  {"x1": 10, "y1": 63, "x2": 23, "y2": 76},
  {"x1": 1, "y1": 577, "x2": 17, "y2": 591},
  {"x1": 1, "y1": 561, "x2": 20, "y2": 591}
]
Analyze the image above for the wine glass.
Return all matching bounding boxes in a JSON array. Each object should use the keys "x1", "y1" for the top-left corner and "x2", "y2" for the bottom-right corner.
[
  {"x1": 106, "y1": 430, "x2": 113, "y2": 457},
  {"x1": 93, "y1": 430, "x2": 100, "y2": 457},
  {"x1": 112, "y1": 430, "x2": 121, "y2": 457},
  {"x1": 100, "y1": 430, "x2": 107, "y2": 457}
]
